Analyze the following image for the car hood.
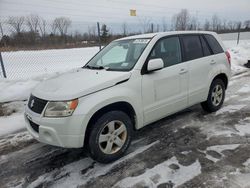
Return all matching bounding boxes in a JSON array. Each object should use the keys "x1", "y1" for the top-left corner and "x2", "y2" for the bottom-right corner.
[{"x1": 32, "y1": 69, "x2": 131, "y2": 101}]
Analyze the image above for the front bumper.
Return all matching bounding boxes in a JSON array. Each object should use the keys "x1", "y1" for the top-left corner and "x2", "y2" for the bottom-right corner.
[{"x1": 24, "y1": 106, "x2": 86, "y2": 148}]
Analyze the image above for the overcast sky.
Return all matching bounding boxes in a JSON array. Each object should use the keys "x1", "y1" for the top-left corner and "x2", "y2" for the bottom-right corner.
[{"x1": 0, "y1": 0, "x2": 249, "y2": 33}]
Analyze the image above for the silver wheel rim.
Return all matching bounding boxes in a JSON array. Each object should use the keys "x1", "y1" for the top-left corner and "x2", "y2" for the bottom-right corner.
[
  {"x1": 211, "y1": 84, "x2": 223, "y2": 106},
  {"x1": 98, "y1": 120, "x2": 127, "y2": 154}
]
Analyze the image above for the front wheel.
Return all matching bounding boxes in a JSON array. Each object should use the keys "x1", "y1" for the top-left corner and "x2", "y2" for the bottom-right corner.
[
  {"x1": 88, "y1": 111, "x2": 133, "y2": 163},
  {"x1": 201, "y1": 79, "x2": 225, "y2": 112}
]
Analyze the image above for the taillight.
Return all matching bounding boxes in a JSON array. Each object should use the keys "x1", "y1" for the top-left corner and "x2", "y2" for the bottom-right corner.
[{"x1": 225, "y1": 51, "x2": 231, "y2": 66}]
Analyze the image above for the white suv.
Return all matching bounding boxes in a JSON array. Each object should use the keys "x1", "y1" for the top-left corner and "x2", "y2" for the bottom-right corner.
[{"x1": 25, "y1": 31, "x2": 231, "y2": 163}]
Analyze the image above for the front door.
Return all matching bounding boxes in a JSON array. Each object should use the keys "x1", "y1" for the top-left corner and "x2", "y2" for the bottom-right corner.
[{"x1": 142, "y1": 36, "x2": 188, "y2": 125}]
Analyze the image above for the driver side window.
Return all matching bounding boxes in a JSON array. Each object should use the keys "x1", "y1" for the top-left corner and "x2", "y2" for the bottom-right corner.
[{"x1": 149, "y1": 37, "x2": 182, "y2": 67}]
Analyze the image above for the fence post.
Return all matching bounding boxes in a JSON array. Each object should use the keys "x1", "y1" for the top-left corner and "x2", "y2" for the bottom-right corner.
[
  {"x1": 237, "y1": 23, "x2": 241, "y2": 45},
  {"x1": 97, "y1": 22, "x2": 101, "y2": 51},
  {"x1": 0, "y1": 52, "x2": 7, "y2": 78}
]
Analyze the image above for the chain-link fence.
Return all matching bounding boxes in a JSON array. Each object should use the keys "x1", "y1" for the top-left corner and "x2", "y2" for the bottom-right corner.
[
  {"x1": 0, "y1": 18, "x2": 111, "y2": 79},
  {"x1": 1, "y1": 14, "x2": 250, "y2": 79},
  {"x1": 0, "y1": 47, "x2": 100, "y2": 79}
]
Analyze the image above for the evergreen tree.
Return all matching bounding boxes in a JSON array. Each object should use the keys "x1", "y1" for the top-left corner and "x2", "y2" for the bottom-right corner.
[{"x1": 101, "y1": 24, "x2": 109, "y2": 43}]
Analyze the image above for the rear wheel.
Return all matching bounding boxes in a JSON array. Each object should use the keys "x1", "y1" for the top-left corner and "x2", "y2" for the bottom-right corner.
[
  {"x1": 88, "y1": 111, "x2": 132, "y2": 163},
  {"x1": 201, "y1": 79, "x2": 225, "y2": 112}
]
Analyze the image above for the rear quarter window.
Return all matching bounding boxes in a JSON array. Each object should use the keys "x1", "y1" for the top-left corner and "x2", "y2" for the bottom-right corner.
[{"x1": 204, "y1": 34, "x2": 224, "y2": 54}]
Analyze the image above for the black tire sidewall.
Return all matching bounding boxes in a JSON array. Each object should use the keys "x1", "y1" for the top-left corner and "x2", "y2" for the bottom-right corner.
[
  {"x1": 206, "y1": 79, "x2": 225, "y2": 112},
  {"x1": 88, "y1": 111, "x2": 133, "y2": 163}
]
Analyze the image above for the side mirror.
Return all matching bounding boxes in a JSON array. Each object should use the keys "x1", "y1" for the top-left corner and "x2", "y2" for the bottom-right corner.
[{"x1": 147, "y1": 58, "x2": 164, "y2": 72}]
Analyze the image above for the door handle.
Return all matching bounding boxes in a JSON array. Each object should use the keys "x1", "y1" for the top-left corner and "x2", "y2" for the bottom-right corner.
[
  {"x1": 179, "y1": 69, "x2": 188, "y2": 74},
  {"x1": 210, "y1": 60, "x2": 216, "y2": 64}
]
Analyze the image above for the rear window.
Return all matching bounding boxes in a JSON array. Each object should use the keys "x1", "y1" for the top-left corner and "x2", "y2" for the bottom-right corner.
[
  {"x1": 182, "y1": 35, "x2": 203, "y2": 61},
  {"x1": 204, "y1": 34, "x2": 223, "y2": 54}
]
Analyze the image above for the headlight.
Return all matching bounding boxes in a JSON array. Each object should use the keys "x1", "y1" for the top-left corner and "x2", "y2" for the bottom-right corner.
[{"x1": 44, "y1": 99, "x2": 78, "y2": 117}]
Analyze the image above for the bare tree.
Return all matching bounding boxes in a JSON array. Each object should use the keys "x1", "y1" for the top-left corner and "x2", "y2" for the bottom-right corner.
[
  {"x1": 234, "y1": 21, "x2": 242, "y2": 30},
  {"x1": 7, "y1": 16, "x2": 25, "y2": 34},
  {"x1": 172, "y1": 9, "x2": 190, "y2": 31},
  {"x1": 38, "y1": 18, "x2": 47, "y2": 37},
  {"x1": 121, "y1": 22, "x2": 128, "y2": 36},
  {"x1": 244, "y1": 20, "x2": 250, "y2": 29},
  {"x1": 211, "y1": 14, "x2": 221, "y2": 31},
  {"x1": 203, "y1": 19, "x2": 210, "y2": 30},
  {"x1": 0, "y1": 21, "x2": 4, "y2": 38},
  {"x1": 53, "y1": 17, "x2": 71, "y2": 36},
  {"x1": 189, "y1": 17, "x2": 198, "y2": 30},
  {"x1": 26, "y1": 14, "x2": 40, "y2": 33},
  {"x1": 88, "y1": 25, "x2": 96, "y2": 40},
  {"x1": 51, "y1": 21, "x2": 57, "y2": 35},
  {"x1": 222, "y1": 19, "x2": 227, "y2": 30},
  {"x1": 227, "y1": 21, "x2": 234, "y2": 30},
  {"x1": 138, "y1": 17, "x2": 151, "y2": 33},
  {"x1": 162, "y1": 17, "x2": 168, "y2": 32}
]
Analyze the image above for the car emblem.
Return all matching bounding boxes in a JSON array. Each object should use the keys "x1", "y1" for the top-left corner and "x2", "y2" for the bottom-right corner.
[{"x1": 30, "y1": 99, "x2": 35, "y2": 108}]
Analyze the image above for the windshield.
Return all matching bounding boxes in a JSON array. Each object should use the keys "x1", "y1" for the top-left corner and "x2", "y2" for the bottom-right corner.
[{"x1": 85, "y1": 38, "x2": 151, "y2": 71}]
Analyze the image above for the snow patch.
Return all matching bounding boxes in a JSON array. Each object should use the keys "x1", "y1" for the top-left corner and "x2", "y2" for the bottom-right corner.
[
  {"x1": 181, "y1": 151, "x2": 192, "y2": 155},
  {"x1": 238, "y1": 84, "x2": 250, "y2": 93},
  {"x1": 243, "y1": 158, "x2": 250, "y2": 167},
  {"x1": 207, "y1": 144, "x2": 240, "y2": 155},
  {"x1": 0, "y1": 154, "x2": 8, "y2": 164},
  {"x1": 0, "y1": 79, "x2": 40, "y2": 102},
  {"x1": 0, "y1": 113, "x2": 26, "y2": 137},
  {"x1": 235, "y1": 123, "x2": 250, "y2": 136},
  {"x1": 229, "y1": 173, "x2": 250, "y2": 187},
  {"x1": 205, "y1": 154, "x2": 219, "y2": 163},
  {"x1": 114, "y1": 157, "x2": 201, "y2": 188},
  {"x1": 27, "y1": 141, "x2": 159, "y2": 188},
  {"x1": 0, "y1": 131, "x2": 33, "y2": 148},
  {"x1": 216, "y1": 105, "x2": 246, "y2": 115}
]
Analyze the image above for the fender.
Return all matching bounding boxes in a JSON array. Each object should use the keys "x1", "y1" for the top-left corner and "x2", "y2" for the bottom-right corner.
[{"x1": 74, "y1": 77, "x2": 144, "y2": 136}]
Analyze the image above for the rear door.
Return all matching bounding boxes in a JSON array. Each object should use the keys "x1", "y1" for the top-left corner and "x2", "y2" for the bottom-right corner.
[{"x1": 180, "y1": 35, "x2": 212, "y2": 106}]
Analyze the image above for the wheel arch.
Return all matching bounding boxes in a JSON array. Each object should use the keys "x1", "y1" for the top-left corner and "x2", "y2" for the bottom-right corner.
[
  {"x1": 211, "y1": 73, "x2": 228, "y2": 89},
  {"x1": 84, "y1": 101, "x2": 137, "y2": 146}
]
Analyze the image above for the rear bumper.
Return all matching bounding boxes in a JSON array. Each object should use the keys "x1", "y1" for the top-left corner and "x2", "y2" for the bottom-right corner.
[{"x1": 24, "y1": 106, "x2": 87, "y2": 148}]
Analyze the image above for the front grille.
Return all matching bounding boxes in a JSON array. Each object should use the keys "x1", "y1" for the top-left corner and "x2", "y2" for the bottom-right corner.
[
  {"x1": 29, "y1": 120, "x2": 40, "y2": 133},
  {"x1": 28, "y1": 95, "x2": 48, "y2": 114}
]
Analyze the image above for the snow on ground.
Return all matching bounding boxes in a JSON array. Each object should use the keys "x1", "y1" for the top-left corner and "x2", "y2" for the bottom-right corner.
[
  {"x1": 243, "y1": 158, "x2": 250, "y2": 167},
  {"x1": 113, "y1": 157, "x2": 201, "y2": 188},
  {"x1": 223, "y1": 40, "x2": 250, "y2": 75},
  {"x1": 238, "y1": 84, "x2": 250, "y2": 93},
  {"x1": 215, "y1": 104, "x2": 246, "y2": 115},
  {"x1": 26, "y1": 141, "x2": 159, "y2": 188},
  {"x1": 0, "y1": 131, "x2": 33, "y2": 148},
  {"x1": 2, "y1": 47, "x2": 99, "y2": 79},
  {"x1": 235, "y1": 118, "x2": 250, "y2": 136},
  {"x1": 219, "y1": 32, "x2": 250, "y2": 41},
  {"x1": 0, "y1": 113, "x2": 26, "y2": 137},
  {"x1": 206, "y1": 144, "x2": 240, "y2": 155},
  {"x1": 0, "y1": 79, "x2": 40, "y2": 103}
]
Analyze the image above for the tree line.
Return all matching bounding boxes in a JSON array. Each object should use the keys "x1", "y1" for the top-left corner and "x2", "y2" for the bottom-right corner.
[{"x1": 0, "y1": 10, "x2": 250, "y2": 50}]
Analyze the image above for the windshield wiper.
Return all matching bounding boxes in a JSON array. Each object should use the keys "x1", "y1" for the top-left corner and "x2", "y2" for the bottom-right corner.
[{"x1": 84, "y1": 65, "x2": 109, "y2": 70}]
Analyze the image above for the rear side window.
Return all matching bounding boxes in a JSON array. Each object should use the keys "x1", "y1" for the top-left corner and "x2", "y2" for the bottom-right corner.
[
  {"x1": 149, "y1": 37, "x2": 182, "y2": 67},
  {"x1": 204, "y1": 34, "x2": 223, "y2": 54},
  {"x1": 200, "y1": 36, "x2": 212, "y2": 56},
  {"x1": 182, "y1": 35, "x2": 203, "y2": 61}
]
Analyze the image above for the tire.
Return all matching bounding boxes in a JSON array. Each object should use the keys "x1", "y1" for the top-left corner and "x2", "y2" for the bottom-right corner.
[
  {"x1": 201, "y1": 79, "x2": 225, "y2": 113},
  {"x1": 88, "y1": 111, "x2": 133, "y2": 163}
]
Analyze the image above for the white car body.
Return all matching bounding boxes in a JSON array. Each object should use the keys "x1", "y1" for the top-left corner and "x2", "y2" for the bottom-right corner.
[{"x1": 25, "y1": 31, "x2": 231, "y2": 148}]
